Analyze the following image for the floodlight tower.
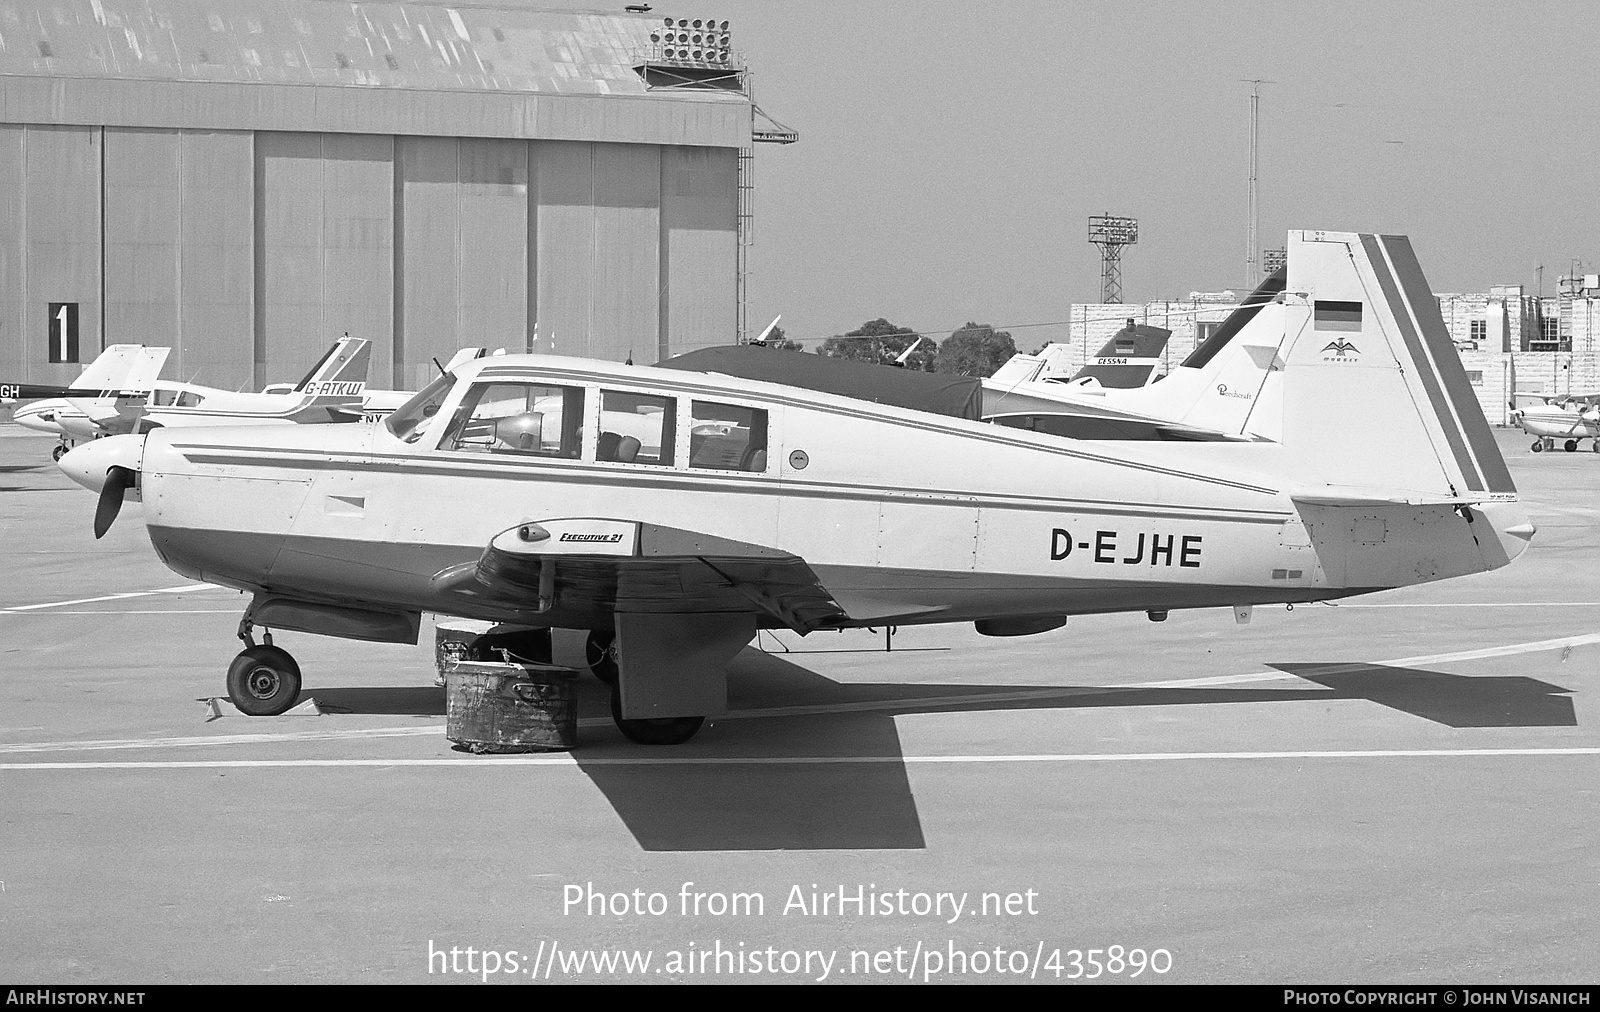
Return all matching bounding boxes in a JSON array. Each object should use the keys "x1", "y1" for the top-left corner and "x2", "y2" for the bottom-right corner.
[{"x1": 1088, "y1": 214, "x2": 1139, "y2": 304}]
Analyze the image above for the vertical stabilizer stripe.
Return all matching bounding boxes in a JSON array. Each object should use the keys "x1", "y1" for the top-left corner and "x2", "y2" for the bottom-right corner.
[
  {"x1": 1381, "y1": 236, "x2": 1517, "y2": 494},
  {"x1": 1359, "y1": 235, "x2": 1483, "y2": 492}
]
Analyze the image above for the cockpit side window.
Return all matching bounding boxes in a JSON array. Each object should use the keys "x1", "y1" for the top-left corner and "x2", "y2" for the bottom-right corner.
[
  {"x1": 441, "y1": 382, "x2": 585, "y2": 458},
  {"x1": 689, "y1": 401, "x2": 768, "y2": 472},
  {"x1": 385, "y1": 372, "x2": 455, "y2": 444},
  {"x1": 599, "y1": 390, "x2": 675, "y2": 465}
]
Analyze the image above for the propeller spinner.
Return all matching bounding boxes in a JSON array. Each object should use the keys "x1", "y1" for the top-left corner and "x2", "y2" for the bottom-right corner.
[{"x1": 58, "y1": 434, "x2": 146, "y2": 538}]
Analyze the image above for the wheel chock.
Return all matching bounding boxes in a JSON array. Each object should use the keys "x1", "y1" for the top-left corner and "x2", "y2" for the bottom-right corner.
[{"x1": 197, "y1": 695, "x2": 326, "y2": 719}]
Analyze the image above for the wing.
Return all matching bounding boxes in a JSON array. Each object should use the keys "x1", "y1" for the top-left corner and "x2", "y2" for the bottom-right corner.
[{"x1": 430, "y1": 518, "x2": 850, "y2": 633}]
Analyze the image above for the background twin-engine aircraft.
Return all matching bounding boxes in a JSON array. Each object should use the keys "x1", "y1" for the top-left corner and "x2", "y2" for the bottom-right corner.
[
  {"x1": 12, "y1": 336, "x2": 373, "y2": 453},
  {"x1": 57, "y1": 231, "x2": 1534, "y2": 746},
  {"x1": 9, "y1": 341, "x2": 495, "y2": 459}
]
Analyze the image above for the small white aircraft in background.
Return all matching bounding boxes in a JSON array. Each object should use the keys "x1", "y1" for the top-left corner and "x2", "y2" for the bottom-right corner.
[
  {"x1": 982, "y1": 272, "x2": 1287, "y2": 440},
  {"x1": 1511, "y1": 392, "x2": 1600, "y2": 453},
  {"x1": 988, "y1": 321, "x2": 1173, "y2": 393},
  {"x1": 60, "y1": 230, "x2": 1532, "y2": 746},
  {"x1": 15, "y1": 336, "x2": 373, "y2": 449},
  {"x1": 3, "y1": 345, "x2": 171, "y2": 460}
]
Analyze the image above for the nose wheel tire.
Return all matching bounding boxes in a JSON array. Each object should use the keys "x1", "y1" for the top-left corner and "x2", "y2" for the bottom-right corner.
[
  {"x1": 226, "y1": 645, "x2": 303, "y2": 716},
  {"x1": 1531, "y1": 440, "x2": 1543, "y2": 452},
  {"x1": 51, "y1": 444, "x2": 67, "y2": 462},
  {"x1": 1564, "y1": 439, "x2": 1579, "y2": 453},
  {"x1": 585, "y1": 630, "x2": 620, "y2": 687},
  {"x1": 608, "y1": 690, "x2": 703, "y2": 745}
]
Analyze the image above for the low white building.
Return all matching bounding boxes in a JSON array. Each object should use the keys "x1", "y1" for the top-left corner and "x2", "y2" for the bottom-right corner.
[{"x1": 1058, "y1": 287, "x2": 1600, "y2": 426}]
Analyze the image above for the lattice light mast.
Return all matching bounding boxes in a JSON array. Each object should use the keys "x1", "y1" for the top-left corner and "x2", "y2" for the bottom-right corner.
[{"x1": 1088, "y1": 214, "x2": 1139, "y2": 304}]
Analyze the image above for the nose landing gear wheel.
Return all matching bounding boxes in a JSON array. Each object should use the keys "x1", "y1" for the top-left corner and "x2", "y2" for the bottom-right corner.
[
  {"x1": 1531, "y1": 440, "x2": 1543, "y2": 452},
  {"x1": 226, "y1": 645, "x2": 303, "y2": 716},
  {"x1": 1565, "y1": 439, "x2": 1579, "y2": 453},
  {"x1": 608, "y1": 690, "x2": 703, "y2": 745},
  {"x1": 51, "y1": 443, "x2": 68, "y2": 462},
  {"x1": 585, "y1": 630, "x2": 619, "y2": 687}
]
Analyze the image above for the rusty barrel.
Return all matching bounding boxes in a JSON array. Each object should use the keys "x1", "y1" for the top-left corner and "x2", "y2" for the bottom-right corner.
[
  {"x1": 445, "y1": 660, "x2": 579, "y2": 753},
  {"x1": 434, "y1": 619, "x2": 494, "y2": 686}
]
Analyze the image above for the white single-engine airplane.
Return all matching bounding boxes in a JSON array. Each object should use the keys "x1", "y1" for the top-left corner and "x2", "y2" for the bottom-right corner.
[
  {"x1": 15, "y1": 336, "x2": 374, "y2": 450},
  {"x1": 1511, "y1": 392, "x2": 1600, "y2": 453},
  {"x1": 60, "y1": 231, "x2": 1533, "y2": 745}
]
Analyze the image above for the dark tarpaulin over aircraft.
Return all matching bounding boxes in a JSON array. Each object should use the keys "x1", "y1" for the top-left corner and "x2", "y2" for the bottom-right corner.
[{"x1": 657, "y1": 345, "x2": 984, "y2": 421}]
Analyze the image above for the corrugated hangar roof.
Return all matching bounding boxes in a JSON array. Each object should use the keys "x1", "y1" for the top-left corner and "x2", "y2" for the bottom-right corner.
[
  {"x1": 0, "y1": 0, "x2": 695, "y2": 97},
  {"x1": 0, "y1": 1, "x2": 752, "y2": 144}
]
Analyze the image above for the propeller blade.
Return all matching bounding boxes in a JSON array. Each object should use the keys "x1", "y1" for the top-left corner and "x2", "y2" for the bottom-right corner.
[{"x1": 93, "y1": 465, "x2": 136, "y2": 539}]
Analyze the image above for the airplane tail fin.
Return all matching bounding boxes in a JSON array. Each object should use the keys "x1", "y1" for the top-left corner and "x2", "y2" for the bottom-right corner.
[
  {"x1": 69, "y1": 345, "x2": 169, "y2": 392},
  {"x1": 1068, "y1": 323, "x2": 1170, "y2": 389},
  {"x1": 1270, "y1": 231, "x2": 1516, "y2": 502},
  {"x1": 293, "y1": 336, "x2": 371, "y2": 398},
  {"x1": 1262, "y1": 231, "x2": 1532, "y2": 577}
]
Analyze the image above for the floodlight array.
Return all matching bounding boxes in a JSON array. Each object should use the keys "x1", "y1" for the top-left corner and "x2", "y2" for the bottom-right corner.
[
  {"x1": 1087, "y1": 215, "x2": 1139, "y2": 246},
  {"x1": 648, "y1": 17, "x2": 733, "y2": 64}
]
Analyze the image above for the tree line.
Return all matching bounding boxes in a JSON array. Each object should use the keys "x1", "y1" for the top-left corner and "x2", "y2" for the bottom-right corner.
[{"x1": 756, "y1": 318, "x2": 1018, "y2": 378}]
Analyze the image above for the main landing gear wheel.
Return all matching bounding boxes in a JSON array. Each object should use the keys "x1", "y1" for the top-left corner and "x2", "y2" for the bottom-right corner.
[
  {"x1": 226, "y1": 645, "x2": 303, "y2": 716},
  {"x1": 608, "y1": 690, "x2": 703, "y2": 745},
  {"x1": 585, "y1": 630, "x2": 619, "y2": 687},
  {"x1": 1565, "y1": 439, "x2": 1580, "y2": 453}
]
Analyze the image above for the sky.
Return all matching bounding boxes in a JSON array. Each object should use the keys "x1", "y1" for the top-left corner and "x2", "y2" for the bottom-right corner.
[{"x1": 536, "y1": 0, "x2": 1600, "y2": 347}]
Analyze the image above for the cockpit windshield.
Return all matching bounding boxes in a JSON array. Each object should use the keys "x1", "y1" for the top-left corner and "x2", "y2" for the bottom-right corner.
[{"x1": 385, "y1": 372, "x2": 455, "y2": 443}]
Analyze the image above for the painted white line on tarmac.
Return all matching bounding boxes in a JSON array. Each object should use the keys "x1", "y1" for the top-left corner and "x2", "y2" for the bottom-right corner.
[
  {"x1": 1136, "y1": 632, "x2": 1600, "y2": 687},
  {"x1": 2, "y1": 631, "x2": 1593, "y2": 756},
  {"x1": 5, "y1": 610, "x2": 240, "y2": 615},
  {"x1": 1384, "y1": 632, "x2": 1600, "y2": 667},
  {"x1": 5, "y1": 747, "x2": 1600, "y2": 771},
  {"x1": 1327, "y1": 602, "x2": 1600, "y2": 608},
  {"x1": 0, "y1": 584, "x2": 221, "y2": 614}
]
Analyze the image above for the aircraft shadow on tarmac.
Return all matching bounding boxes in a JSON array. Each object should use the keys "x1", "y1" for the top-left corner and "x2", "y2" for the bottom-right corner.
[{"x1": 306, "y1": 651, "x2": 1575, "y2": 852}]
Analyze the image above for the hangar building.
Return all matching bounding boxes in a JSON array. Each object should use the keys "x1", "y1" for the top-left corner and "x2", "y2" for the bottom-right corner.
[{"x1": 0, "y1": 0, "x2": 762, "y2": 391}]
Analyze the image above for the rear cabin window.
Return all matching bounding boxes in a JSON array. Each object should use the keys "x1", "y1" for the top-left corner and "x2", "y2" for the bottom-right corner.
[
  {"x1": 600, "y1": 390, "x2": 675, "y2": 465},
  {"x1": 689, "y1": 401, "x2": 768, "y2": 472},
  {"x1": 442, "y1": 382, "x2": 585, "y2": 458}
]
